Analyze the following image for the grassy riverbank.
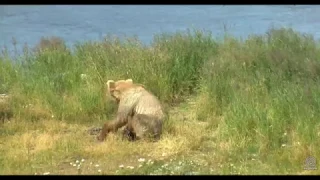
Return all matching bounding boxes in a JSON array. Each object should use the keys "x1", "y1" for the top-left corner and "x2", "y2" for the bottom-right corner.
[{"x1": 0, "y1": 28, "x2": 319, "y2": 175}]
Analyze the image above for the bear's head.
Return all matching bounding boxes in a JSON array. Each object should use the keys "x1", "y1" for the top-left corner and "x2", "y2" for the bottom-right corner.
[
  {"x1": 106, "y1": 78, "x2": 146, "y2": 103},
  {"x1": 106, "y1": 79, "x2": 134, "y2": 102}
]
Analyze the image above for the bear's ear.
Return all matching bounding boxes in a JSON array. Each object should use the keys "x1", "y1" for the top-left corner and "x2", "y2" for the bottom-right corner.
[
  {"x1": 106, "y1": 80, "x2": 115, "y2": 93},
  {"x1": 126, "y1": 79, "x2": 133, "y2": 83},
  {"x1": 112, "y1": 90, "x2": 121, "y2": 100}
]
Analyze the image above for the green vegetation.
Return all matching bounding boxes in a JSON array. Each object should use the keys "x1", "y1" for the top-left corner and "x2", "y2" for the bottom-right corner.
[{"x1": 0, "y1": 28, "x2": 319, "y2": 175}]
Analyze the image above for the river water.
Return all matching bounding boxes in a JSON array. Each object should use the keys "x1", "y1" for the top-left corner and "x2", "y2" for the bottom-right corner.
[{"x1": 0, "y1": 5, "x2": 319, "y2": 56}]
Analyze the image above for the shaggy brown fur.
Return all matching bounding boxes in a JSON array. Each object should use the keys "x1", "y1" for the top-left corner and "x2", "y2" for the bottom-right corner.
[{"x1": 97, "y1": 79, "x2": 165, "y2": 142}]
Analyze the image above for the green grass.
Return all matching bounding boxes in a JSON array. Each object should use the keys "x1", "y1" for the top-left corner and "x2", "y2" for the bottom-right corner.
[{"x1": 0, "y1": 27, "x2": 320, "y2": 175}]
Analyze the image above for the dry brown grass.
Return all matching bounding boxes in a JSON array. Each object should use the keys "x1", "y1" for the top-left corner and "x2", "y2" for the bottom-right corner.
[
  {"x1": 0, "y1": 98, "x2": 214, "y2": 175},
  {"x1": 1, "y1": 95, "x2": 319, "y2": 175}
]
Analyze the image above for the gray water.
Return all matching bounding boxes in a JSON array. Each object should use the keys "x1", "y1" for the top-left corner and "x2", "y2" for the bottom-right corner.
[{"x1": 1, "y1": 5, "x2": 320, "y2": 56}]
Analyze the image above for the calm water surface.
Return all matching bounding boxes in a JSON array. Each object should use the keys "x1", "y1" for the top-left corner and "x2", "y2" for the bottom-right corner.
[{"x1": 0, "y1": 5, "x2": 319, "y2": 55}]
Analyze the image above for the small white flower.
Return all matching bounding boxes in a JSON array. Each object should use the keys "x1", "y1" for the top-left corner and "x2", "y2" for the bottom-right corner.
[
  {"x1": 138, "y1": 164, "x2": 142, "y2": 168},
  {"x1": 70, "y1": 162, "x2": 73, "y2": 166},
  {"x1": 98, "y1": 169, "x2": 101, "y2": 173},
  {"x1": 73, "y1": 164, "x2": 76, "y2": 167},
  {"x1": 43, "y1": 172, "x2": 50, "y2": 175},
  {"x1": 127, "y1": 166, "x2": 134, "y2": 169},
  {"x1": 80, "y1": 73, "x2": 87, "y2": 79},
  {"x1": 76, "y1": 160, "x2": 80, "y2": 164},
  {"x1": 81, "y1": 159, "x2": 85, "y2": 162},
  {"x1": 119, "y1": 164, "x2": 124, "y2": 168},
  {"x1": 147, "y1": 159, "x2": 153, "y2": 164},
  {"x1": 161, "y1": 164, "x2": 168, "y2": 168},
  {"x1": 95, "y1": 164, "x2": 100, "y2": 167},
  {"x1": 138, "y1": 158, "x2": 145, "y2": 162}
]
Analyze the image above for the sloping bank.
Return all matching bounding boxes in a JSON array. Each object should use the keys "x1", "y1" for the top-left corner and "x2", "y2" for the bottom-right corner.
[{"x1": 0, "y1": 28, "x2": 319, "y2": 174}]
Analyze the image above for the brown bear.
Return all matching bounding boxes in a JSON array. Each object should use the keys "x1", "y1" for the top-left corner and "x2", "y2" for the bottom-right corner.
[{"x1": 97, "y1": 79, "x2": 165, "y2": 142}]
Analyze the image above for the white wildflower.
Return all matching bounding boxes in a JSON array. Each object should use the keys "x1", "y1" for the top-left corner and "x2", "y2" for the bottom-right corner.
[
  {"x1": 80, "y1": 73, "x2": 87, "y2": 79},
  {"x1": 161, "y1": 164, "x2": 168, "y2": 168},
  {"x1": 127, "y1": 166, "x2": 134, "y2": 169},
  {"x1": 147, "y1": 159, "x2": 154, "y2": 165}
]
